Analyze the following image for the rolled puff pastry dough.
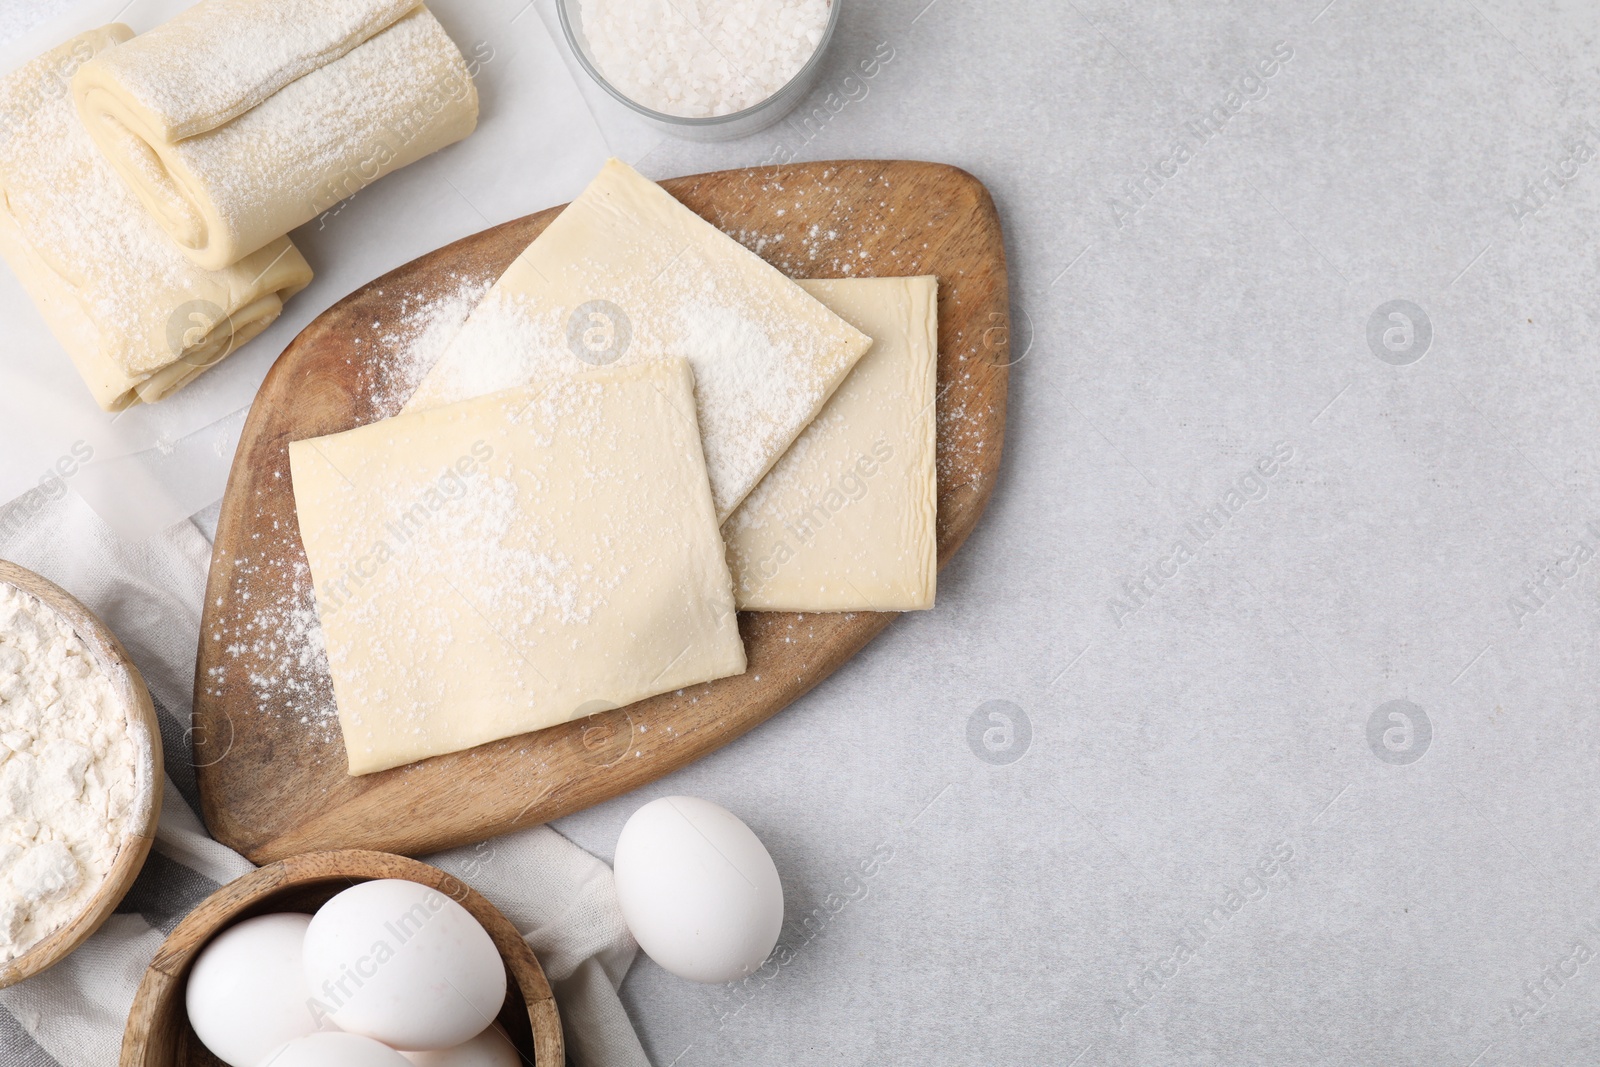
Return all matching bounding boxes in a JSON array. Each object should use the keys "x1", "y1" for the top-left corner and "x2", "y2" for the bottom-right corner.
[
  {"x1": 725, "y1": 277, "x2": 939, "y2": 611},
  {"x1": 403, "y1": 159, "x2": 873, "y2": 521},
  {"x1": 289, "y1": 358, "x2": 747, "y2": 775},
  {"x1": 72, "y1": 0, "x2": 478, "y2": 270},
  {"x1": 0, "y1": 25, "x2": 312, "y2": 411}
]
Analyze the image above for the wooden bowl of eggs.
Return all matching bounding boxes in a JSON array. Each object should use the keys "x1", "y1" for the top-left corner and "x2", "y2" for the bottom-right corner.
[
  {"x1": 121, "y1": 849, "x2": 564, "y2": 1066},
  {"x1": 0, "y1": 559, "x2": 163, "y2": 988}
]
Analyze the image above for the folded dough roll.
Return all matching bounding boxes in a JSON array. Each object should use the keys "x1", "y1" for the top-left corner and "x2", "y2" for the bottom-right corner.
[
  {"x1": 71, "y1": 0, "x2": 478, "y2": 271},
  {"x1": 0, "y1": 26, "x2": 313, "y2": 411}
]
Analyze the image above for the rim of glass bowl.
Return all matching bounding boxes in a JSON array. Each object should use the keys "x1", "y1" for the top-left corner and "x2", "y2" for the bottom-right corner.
[{"x1": 557, "y1": 0, "x2": 844, "y2": 130}]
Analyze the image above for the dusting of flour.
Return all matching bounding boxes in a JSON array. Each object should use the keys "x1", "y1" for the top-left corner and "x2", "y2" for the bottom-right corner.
[{"x1": 369, "y1": 275, "x2": 492, "y2": 415}]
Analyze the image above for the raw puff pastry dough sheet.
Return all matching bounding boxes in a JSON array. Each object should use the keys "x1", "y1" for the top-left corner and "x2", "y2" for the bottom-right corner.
[
  {"x1": 72, "y1": 0, "x2": 478, "y2": 270},
  {"x1": 0, "y1": 25, "x2": 312, "y2": 411},
  {"x1": 289, "y1": 359, "x2": 746, "y2": 775}
]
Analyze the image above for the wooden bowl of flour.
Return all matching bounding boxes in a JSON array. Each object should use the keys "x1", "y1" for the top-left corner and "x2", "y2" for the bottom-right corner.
[
  {"x1": 0, "y1": 559, "x2": 164, "y2": 988},
  {"x1": 120, "y1": 849, "x2": 565, "y2": 1066}
]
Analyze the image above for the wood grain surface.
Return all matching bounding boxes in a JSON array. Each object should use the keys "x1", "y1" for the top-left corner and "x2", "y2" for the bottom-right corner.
[
  {"x1": 0, "y1": 559, "x2": 163, "y2": 988},
  {"x1": 194, "y1": 160, "x2": 1009, "y2": 863},
  {"x1": 119, "y1": 849, "x2": 563, "y2": 1066}
]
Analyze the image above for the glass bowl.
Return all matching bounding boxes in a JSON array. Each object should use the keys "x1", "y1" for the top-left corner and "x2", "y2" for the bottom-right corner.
[{"x1": 556, "y1": 0, "x2": 844, "y2": 142}]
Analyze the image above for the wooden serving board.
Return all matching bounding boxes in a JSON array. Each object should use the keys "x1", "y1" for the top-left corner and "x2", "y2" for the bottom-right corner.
[{"x1": 195, "y1": 160, "x2": 1009, "y2": 863}]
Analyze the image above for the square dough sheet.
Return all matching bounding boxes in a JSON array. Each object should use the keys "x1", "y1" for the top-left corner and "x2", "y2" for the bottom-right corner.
[
  {"x1": 724, "y1": 277, "x2": 939, "y2": 611},
  {"x1": 403, "y1": 158, "x2": 872, "y2": 521},
  {"x1": 289, "y1": 358, "x2": 746, "y2": 775}
]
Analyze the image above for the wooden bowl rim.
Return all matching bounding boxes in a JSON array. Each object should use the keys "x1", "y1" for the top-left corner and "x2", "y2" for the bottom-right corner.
[
  {"x1": 120, "y1": 848, "x2": 565, "y2": 1066},
  {"x1": 0, "y1": 558, "x2": 164, "y2": 989}
]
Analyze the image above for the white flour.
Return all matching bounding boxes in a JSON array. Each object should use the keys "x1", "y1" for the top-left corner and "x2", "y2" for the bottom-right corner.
[
  {"x1": 0, "y1": 582, "x2": 143, "y2": 962},
  {"x1": 367, "y1": 276, "x2": 491, "y2": 415},
  {"x1": 580, "y1": 0, "x2": 831, "y2": 117}
]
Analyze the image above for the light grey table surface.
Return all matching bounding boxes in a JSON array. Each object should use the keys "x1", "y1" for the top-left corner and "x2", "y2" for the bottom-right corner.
[
  {"x1": 547, "y1": 2, "x2": 1600, "y2": 1065},
  {"x1": 73, "y1": 0, "x2": 1600, "y2": 1063}
]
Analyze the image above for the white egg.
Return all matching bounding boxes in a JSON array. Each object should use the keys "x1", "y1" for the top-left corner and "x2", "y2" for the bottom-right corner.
[
  {"x1": 400, "y1": 1023, "x2": 520, "y2": 1066},
  {"x1": 184, "y1": 912, "x2": 334, "y2": 1067},
  {"x1": 613, "y1": 796, "x2": 784, "y2": 983},
  {"x1": 302, "y1": 879, "x2": 506, "y2": 1051},
  {"x1": 266, "y1": 1032, "x2": 413, "y2": 1066}
]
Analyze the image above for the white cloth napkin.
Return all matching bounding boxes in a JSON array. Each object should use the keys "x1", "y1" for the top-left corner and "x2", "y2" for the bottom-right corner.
[{"x1": 0, "y1": 490, "x2": 650, "y2": 1067}]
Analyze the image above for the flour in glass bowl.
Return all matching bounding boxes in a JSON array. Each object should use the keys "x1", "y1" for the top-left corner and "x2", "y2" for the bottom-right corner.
[
  {"x1": 0, "y1": 582, "x2": 146, "y2": 963},
  {"x1": 580, "y1": 0, "x2": 832, "y2": 117}
]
